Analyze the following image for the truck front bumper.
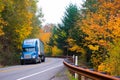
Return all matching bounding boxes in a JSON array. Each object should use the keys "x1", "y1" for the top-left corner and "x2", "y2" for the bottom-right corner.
[{"x1": 21, "y1": 58, "x2": 36, "y2": 64}]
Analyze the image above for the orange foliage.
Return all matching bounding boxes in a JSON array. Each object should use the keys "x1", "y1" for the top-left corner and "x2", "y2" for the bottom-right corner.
[
  {"x1": 39, "y1": 29, "x2": 51, "y2": 44},
  {"x1": 81, "y1": 0, "x2": 120, "y2": 47},
  {"x1": 80, "y1": 0, "x2": 120, "y2": 70}
]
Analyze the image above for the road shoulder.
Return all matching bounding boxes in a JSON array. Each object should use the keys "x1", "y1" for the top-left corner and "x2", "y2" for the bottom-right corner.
[{"x1": 51, "y1": 67, "x2": 69, "y2": 80}]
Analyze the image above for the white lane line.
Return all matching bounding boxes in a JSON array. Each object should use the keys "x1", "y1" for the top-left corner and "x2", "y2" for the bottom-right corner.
[{"x1": 16, "y1": 64, "x2": 63, "y2": 80}]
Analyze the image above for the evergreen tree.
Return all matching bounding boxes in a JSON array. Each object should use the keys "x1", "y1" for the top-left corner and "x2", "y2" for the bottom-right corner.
[{"x1": 49, "y1": 4, "x2": 80, "y2": 56}]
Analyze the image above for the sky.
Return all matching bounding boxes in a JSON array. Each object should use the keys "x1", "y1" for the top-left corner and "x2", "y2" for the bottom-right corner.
[{"x1": 37, "y1": 0, "x2": 84, "y2": 25}]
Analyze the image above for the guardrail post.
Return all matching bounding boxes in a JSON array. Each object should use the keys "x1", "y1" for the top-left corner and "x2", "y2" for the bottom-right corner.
[
  {"x1": 75, "y1": 55, "x2": 78, "y2": 79},
  {"x1": 73, "y1": 55, "x2": 75, "y2": 63},
  {"x1": 81, "y1": 75, "x2": 85, "y2": 80},
  {"x1": 75, "y1": 55, "x2": 78, "y2": 66}
]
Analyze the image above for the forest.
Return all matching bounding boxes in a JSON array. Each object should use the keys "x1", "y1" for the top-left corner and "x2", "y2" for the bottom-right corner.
[
  {"x1": 48, "y1": 0, "x2": 120, "y2": 76},
  {"x1": 0, "y1": 0, "x2": 43, "y2": 66},
  {"x1": 0, "y1": 0, "x2": 120, "y2": 76}
]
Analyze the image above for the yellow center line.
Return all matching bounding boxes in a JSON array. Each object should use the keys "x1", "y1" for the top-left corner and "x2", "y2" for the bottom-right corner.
[
  {"x1": 0, "y1": 58, "x2": 51, "y2": 73},
  {"x1": 0, "y1": 65, "x2": 36, "y2": 73}
]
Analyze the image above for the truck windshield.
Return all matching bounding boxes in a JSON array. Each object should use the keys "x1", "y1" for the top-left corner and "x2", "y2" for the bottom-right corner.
[{"x1": 23, "y1": 47, "x2": 35, "y2": 52}]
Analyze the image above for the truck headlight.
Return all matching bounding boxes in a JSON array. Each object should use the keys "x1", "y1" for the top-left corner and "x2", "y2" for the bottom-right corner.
[
  {"x1": 32, "y1": 55, "x2": 36, "y2": 59},
  {"x1": 21, "y1": 56, "x2": 24, "y2": 59}
]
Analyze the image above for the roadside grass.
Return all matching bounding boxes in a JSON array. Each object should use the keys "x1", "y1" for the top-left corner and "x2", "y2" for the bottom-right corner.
[
  {"x1": 66, "y1": 70, "x2": 78, "y2": 80},
  {"x1": 52, "y1": 68, "x2": 69, "y2": 80},
  {"x1": 0, "y1": 65, "x2": 4, "y2": 68}
]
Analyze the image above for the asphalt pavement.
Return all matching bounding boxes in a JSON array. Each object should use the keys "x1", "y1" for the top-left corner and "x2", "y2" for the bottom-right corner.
[{"x1": 0, "y1": 58, "x2": 65, "y2": 80}]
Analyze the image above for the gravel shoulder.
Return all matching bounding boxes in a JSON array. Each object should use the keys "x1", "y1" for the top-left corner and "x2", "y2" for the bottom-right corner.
[{"x1": 51, "y1": 67, "x2": 69, "y2": 80}]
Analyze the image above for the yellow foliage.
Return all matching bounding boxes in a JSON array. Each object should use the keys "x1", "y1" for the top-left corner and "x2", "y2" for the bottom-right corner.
[
  {"x1": 98, "y1": 59, "x2": 120, "y2": 76},
  {"x1": 67, "y1": 38, "x2": 86, "y2": 54},
  {"x1": 0, "y1": 29, "x2": 4, "y2": 35},
  {"x1": 69, "y1": 45, "x2": 78, "y2": 51},
  {"x1": 67, "y1": 38, "x2": 76, "y2": 46},
  {"x1": 88, "y1": 45, "x2": 99, "y2": 51},
  {"x1": 85, "y1": 37, "x2": 92, "y2": 41},
  {"x1": 98, "y1": 39, "x2": 120, "y2": 76},
  {"x1": 98, "y1": 63, "x2": 113, "y2": 73},
  {"x1": 54, "y1": 34, "x2": 58, "y2": 39},
  {"x1": 81, "y1": 0, "x2": 120, "y2": 48},
  {"x1": 77, "y1": 0, "x2": 120, "y2": 75},
  {"x1": 107, "y1": 16, "x2": 120, "y2": 38},
  {"x1": 0, "y1": 0, "x2": 5, "y2": 12},
  {"x1": 39, "y1": 32, "x2": 51, "y2": 43},
  {"x1": 99, "y1": 40, "x2": 104, "y2": 43},
  {"x1": 0, "y1": 17, "x2": 7, "y2": 36},
  {"x1": 69, "y1": 45, "x2": 85, "y2": 53},
  {"x1": 52, "y1": 46, "x2": 63, "y2": 56}
]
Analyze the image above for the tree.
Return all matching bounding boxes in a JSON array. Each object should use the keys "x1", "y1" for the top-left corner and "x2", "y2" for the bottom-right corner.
[
  {"x1": 0, "y1": 0, "x2": 43, "y2": 66},
  {"x1": 29, "y1": 8, "x2": 44, "y2": 38},
  {"x1": 0, "y1": 0, "x2": 10, "y2": 36},
  {"x1": 49, "y1": 4, "x2": 80, "y2": 56},
  {"x1": 2, "y1": 0, "x2": 35, "y2": 50},
  {"x1": 80, "y1": 0, "x2": 120, "y2": 69},
  {"x1": 98, "y1": 40, "x2": 120, "y2": 76}
]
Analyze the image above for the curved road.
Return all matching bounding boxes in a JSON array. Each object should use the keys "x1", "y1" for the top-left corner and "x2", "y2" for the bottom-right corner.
[{"x1": 0, "y1": 58, "x2": 64, "y2": 80}]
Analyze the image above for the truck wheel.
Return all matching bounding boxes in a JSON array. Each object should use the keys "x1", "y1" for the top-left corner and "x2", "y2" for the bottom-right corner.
[
  {"x1": 20, "y1": 60, "x2": 24, "y2": 65},
  {"x1": 34, "y1": 59, "x2": 37, "y2": 64},
  {"x1": 41, "y1": 56, "x2": 45, "y2": 62},
  {"x1": 38, "y1": 57, "x2": 41, "y2": 63}
]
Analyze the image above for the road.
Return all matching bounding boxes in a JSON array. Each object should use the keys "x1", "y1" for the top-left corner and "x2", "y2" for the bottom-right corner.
[{"x1": 0, "y1": 58, "x2": 64, "y2": 80}]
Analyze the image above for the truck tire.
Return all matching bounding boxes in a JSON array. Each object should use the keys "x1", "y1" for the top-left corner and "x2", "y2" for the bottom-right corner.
[
  {"x1": 38, "y1": 57, "x2": 41, "y2": 63},
  {"x1": 34, "y1": 59, "x2": 37, "y2": 64},
  {"x1": 41, "y1": 56, "x2": 45, "y2": 62},
  {"x1": 20, "y1": 60, "x2": 24, "y2": 65}
]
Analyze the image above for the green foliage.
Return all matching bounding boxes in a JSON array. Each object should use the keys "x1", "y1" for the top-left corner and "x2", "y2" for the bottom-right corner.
[
  {"x1": 98, "y1": 39, "x2": 120, "y2": 76},
  {"x1": 61, "y1": 4, "x2": 79, "y2": 32},
  {"x1": 0, "y1": 43, "x2": 20, "y2": 65},
  {"x1": 108, "y1": 41, "x2": 120, "y2": 76},
  {"x1": 49, "y1": 3, "x2": 80, "y2": 56},
  {"x1": 82, "y1": 0, "x2": 98, "y2": 13},
  {"x1": 66, "y1": 70, "x2": 78, "y2": 80}
]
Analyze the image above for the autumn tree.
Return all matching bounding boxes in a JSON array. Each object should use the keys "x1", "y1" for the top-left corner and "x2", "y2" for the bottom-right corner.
[
  {"x1": 0, "y1": 0, "x2": 7, "y2": 36},
  {"x1": 80, "y1": 0, "x2": 120, "y2": 71},
  {"x1": 0, "y1": 0, "x2": 43, "y2": 66},
  {"x1": 29, "y1": 8, "x2": 44, "y2": 38},
  {"x1": 2, "y1": 0, "x2": 34, "y2": 51},
  {"x1": 79, "y1": 0, "x2": 107, "y2": 69},
  {"x1": 97, "y1": 0, "x2": 120, "y2": 75}
]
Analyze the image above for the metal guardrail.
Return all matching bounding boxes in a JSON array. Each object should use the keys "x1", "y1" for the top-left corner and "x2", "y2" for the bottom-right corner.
[
  {"x1": 63, "y1": 59, "x2": 120, "y2": 80},
  {"x1": 46, "y1": 56, "x2": 68, "y2": 58}
]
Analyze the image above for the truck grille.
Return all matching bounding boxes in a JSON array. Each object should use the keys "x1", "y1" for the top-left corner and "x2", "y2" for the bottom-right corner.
[{"x1": 24, "y1": 54, "x2": 31, "y2": 59}]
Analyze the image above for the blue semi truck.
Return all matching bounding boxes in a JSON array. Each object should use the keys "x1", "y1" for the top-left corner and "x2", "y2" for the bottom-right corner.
[{"x1": 20, "y1": 38, "x2": 45, "y2": 65}]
